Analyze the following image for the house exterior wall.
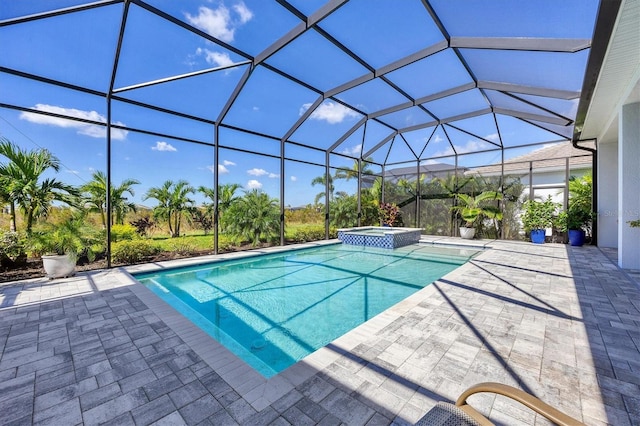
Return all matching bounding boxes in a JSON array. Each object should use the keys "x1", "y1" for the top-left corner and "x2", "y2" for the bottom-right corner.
[
  {"x1": 598, "y1": 141, "x2": 619, "y2": 248},
  {"x1": 618, "y1": 102, "x2": 640, "y2": 269}
]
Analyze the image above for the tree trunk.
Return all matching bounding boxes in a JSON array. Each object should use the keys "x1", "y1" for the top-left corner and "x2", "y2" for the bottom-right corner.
[
  {"x1": 26, "y1": 208, "x2": 34, "y2": 234},
  {"x1": 10, "y1": 201, "x2": 16, "y2": 232},
  {"x1": 168, "y1": 214, "x2": 175, "y2": 237}
]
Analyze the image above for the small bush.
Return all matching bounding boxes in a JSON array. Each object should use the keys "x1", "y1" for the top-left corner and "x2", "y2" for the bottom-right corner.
[
  {"x1": 168, "y1": 237, "x2": 198, "y2": 256},
  {"x1": 110, "y1": 224, "x2": 138, "y2": 242},
  {"x1": 130, "y1": 217, "x2": 154, "y2": 237},
  {"x1": 289, "y1": 226, "x2": 326, "y2": 243},
  {"x1": 328, "y1": 227, "x2": 338, "y2": 239},
  {"x1": 0, "y1": 230, "x2": 26, "y2": 265},
  {"x1": 111, "y1": 240, "x2": 160, "y2": 264},
  {"x1": 0, "y1": 230, "x2": 25, "y2": 257}
]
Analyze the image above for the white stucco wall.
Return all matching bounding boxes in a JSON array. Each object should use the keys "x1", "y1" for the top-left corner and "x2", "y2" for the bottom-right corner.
[
  {"x1": 597, "y1": 141, "x2": 619, "y2": 248},
  {"x1": 618, "y1": 102, "x2": 640, "y2": 269}
]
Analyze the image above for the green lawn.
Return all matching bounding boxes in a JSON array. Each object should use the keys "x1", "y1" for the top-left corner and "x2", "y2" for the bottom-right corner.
[{"x1": 146, "y1": 222, "x2": 329, "y2": 252}]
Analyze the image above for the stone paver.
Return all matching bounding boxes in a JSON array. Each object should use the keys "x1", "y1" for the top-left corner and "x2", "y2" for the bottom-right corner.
[{"x1": 0, "y1": 239, "x2": 638, "y2": 425}]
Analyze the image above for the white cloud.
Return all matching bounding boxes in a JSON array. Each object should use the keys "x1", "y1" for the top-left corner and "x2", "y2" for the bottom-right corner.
[
  {"x1": 300, "y1": 101, "x2": 359, "y2": 124},
  {"x1": 233, "y1": 2, "x2": 253, "y2": 23},
  {"x1": 195, "y1": 48, "x2": 235, "y2": 68},
  {"x1": 290, "y1": 176, "x2": 297, "y2": 182},
  {"x1": 152, "y1": 141, "x2": 177, "y2": 152},
  {"x1": 247, "y1": 168, "x2": 268, "y2": 176},
  {"x1": 541, "y1": 142, "x2": 561, "y2": 150},
  {"x1": 433, "y1": 140, "x2": 489, "y2": 157},
  {"x1": 19, "y1": 104, "x2": 128, "y2": 140},
  {"x1": 246, "y1": 179, "x2": 262, "y2": 189},
  {"x1": 186, "y1": 6, "x2": 233, "y2": 41},
  {"x1": 185, "y1": 2, "x2": 253, "y2": 43},
  {"x1": 486, "y1": 133, "x2": 500, "y2": 142},
  {"x1": 340, "y1": 143, "x2": 362, "y2": 156},
  {"x1": 268, "y1": 173, "x2": 279, "y2": 178},
  {"x1": 252, "y1": 106, "x2": 260, "y2": 111},
  {"x1": 223, "y1": 160, "x2": 236, "y2": 166},
  {"x1": 207, "y1": 164, "x2": 230, "y2": 174},
  {"x1": 66, "y1": 169, "x2": 80, "y2": 175},
  {"x1": 433, "y1": 134, "x2": 444, "y2": 143}
]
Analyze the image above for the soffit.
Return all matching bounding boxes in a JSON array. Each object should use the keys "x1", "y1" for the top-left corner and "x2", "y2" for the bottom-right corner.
[{"x1": 581, "y1": 0, "x2": 640, "y2": 144}]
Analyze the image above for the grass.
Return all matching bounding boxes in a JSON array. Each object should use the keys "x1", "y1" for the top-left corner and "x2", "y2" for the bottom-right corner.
[
  {"x1": 150, "y1": 233, "x2": 233, "y2": 251},
  {"x1": 146, "y1": 222, "x2": 328, "y2": 252}
]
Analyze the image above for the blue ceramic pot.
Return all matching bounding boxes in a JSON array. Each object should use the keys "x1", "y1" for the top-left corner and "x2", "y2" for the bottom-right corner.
[
  {"x1": 568, "y1": 229, "x2": 585, "y2": 246},
  {"x1": 530, "y1": 229, "x2": 546, "y2": 244}
]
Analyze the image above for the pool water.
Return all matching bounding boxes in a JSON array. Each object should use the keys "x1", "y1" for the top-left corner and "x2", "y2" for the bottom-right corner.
[{"x1": 135, "y1": 243, "x2": 479, "y2": 377}]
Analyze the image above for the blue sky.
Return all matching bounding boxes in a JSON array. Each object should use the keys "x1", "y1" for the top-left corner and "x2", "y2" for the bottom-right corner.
[{"x1": 0, "y1": 0, "x2": 599, "y2": 207}]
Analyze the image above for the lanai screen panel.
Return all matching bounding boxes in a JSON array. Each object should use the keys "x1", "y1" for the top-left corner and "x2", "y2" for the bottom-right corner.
[
  {"x1": 0, "y1": 0, "x2": 606, "y2": 245},
  {"x1": 1, "y1": 0, "x2": 602, "y2": 162}
]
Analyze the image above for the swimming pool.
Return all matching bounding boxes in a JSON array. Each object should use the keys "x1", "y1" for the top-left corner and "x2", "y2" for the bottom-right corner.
[{"x1": 135, "y1": 243, "x2": 479, "y2": 378}]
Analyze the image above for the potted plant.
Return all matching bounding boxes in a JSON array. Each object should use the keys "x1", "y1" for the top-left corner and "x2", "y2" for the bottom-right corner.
[
  {"x1": 557, "y1": 206, "x2": 592, "y2": 246},
  {"x1": 561, "y1": 173, "x2": 593, "y2": 246},
  {"x1": 521, "y1": 196, "x2": 558, "y2": 244},
  {"x1": 451, "y1": 191, "x2": 503, "y2": 239},
  {"x1": 28, "y1": 216, "x2": 102, "y2": 278}
]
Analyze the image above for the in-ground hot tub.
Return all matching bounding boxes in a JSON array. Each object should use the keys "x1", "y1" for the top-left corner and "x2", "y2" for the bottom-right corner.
[{"x1": 337, "y1": 226, "x2": 422, "y2": 249}]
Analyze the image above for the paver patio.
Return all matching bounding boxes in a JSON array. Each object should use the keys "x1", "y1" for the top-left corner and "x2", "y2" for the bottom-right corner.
[{"x1": 0, "y1": 239, "x2": 638, "y2": 425}]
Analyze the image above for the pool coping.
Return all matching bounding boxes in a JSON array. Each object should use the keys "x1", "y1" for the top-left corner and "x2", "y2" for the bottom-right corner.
[{"x1": 122, "y1": 238, "x2": 485, "y2": 411}]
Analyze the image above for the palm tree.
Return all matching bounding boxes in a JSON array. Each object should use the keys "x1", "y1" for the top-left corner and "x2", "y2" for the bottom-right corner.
[
  {"x1": 0, "y1": 138, "x2": 79, "y2": 234},
  {"x1": 224, "y1": 189, "x2": 279, "y2": 246},
  {"x1": 0, "y1": 177, "x2": 16, "y2": 231},
  {"x1": 311, "y1": 173, "x2": 334, "y2": 204},
  {"x1": 144, "y1": 180, "x2": 195, "y2": 237},
  {"x1": 81, "y1": 171, "x2": 140, "y2": 227},
  {"x1": 335, "y1": 157, "x2": 374, "y2": 181},
  {"x1": 198, "y1": 183, "x2": 241, "y2": 231}
]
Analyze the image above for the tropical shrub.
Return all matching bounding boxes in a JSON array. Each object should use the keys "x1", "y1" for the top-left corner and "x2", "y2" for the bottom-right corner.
[
  {"x1": 130, "y1": 217, "x2": 154, "y2": 237},
  {"x1": 521, "y1": 196, "x2": 559, "y2": 231},
  {"x1": 564, "y1": 173, "x2": 593, "y2": 235},
  {"x1": 29, "y1": 217, "x2": 103, "y2": 261},
  {"x1": 111, "y1": 240, "x2": 160, "y2": 264},
  {"x1": 190, "y1": 209, "x2": 213, "y2": 235},
  {"x1": 285, "y1": 206, "x2": 324, "y2": 224},
  {"x1": 451, "y1": 191, "x2": 503, "y2": 228},
  {"x1": 223, "y1": 189, "x2": 280, "y2": 246},
  {"x1": 378, "y1": 202, "x2": 401, "y2": 226},
  {"x1": 167, "y1": 237, "x2": 199, "y2": 256},
  {"x1": 330, "y1": 193, "x2": 358, "y2": 228},
  {"x1": 110, "y1": 224, "x2": 138, "y2": 242},
  {"x1": 288, "y1": 226, "x2": 326, "y2": 243},
  {"x1": 0, "y1": 230, "x2": 26, "y2": 265}
]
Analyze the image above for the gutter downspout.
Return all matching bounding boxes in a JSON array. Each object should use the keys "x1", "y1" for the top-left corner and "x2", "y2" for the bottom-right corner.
[{"x1": 572, "y1": 140, "x2": 597, "y2": 245}]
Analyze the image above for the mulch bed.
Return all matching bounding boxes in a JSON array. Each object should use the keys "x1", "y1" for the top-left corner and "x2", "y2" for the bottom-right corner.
[{"x1": 0, "y1": 242, "x2": 277, "y2": 284}]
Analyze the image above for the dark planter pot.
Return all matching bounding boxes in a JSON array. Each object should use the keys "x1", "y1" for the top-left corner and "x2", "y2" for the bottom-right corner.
[
  {"x1": 568, "y1": 229, "x2": 585, "y2": 246},
  {"x1": 530, "y1": 229, "x2": 546, "y2": 244}
]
